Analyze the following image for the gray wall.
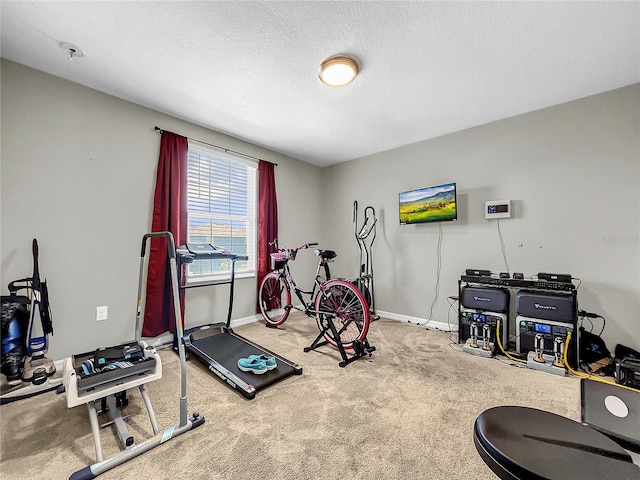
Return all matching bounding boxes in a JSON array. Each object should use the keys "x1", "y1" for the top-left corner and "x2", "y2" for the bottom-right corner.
[
  {"x1": 2, "y1": 58, "x2": 638, "y2": 361},
  {"x1": 1, "y1": 60, "x2": 322, "y2": 360},
  {"x1": 321, "y1": 84, "x2": 640, "y2": 352}
]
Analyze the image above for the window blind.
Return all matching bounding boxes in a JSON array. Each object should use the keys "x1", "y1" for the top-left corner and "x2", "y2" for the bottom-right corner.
[{"x1": 187, "y1": 145, "x2": 256, "y2": 280}]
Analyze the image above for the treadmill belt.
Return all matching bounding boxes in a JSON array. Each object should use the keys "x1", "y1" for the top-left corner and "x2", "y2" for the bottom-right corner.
[{"x1": 188, "y1": 330, "x2": 297, "y2": 392}]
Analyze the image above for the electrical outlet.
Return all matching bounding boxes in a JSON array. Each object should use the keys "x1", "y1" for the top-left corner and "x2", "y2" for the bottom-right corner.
[{"x1": 96, "y1": 306, "x2": 108, "y2": 321}]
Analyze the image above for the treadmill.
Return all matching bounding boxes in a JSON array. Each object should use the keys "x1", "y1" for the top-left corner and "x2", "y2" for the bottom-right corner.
[{"x1": 174, "y1": 243, "x2": 302, "y2": 399}]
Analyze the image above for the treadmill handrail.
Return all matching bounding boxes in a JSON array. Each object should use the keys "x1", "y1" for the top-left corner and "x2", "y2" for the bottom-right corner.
[{"x1": 173, "y1": 244, "x2": 244, "y2": 331}]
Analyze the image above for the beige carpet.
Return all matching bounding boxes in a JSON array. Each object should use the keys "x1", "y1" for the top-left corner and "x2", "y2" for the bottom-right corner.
[{"x1": 0, "y1": 314, "x2": 581, "y2": 479}]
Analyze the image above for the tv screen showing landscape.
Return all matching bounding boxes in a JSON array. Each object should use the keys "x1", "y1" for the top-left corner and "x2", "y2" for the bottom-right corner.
[{"x1": 399, "y1": 183, "x2": 457, "y2": 224}]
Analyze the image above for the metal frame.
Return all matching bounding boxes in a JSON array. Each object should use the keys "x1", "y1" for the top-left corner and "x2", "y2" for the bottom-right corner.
[{"x1": 65, "y1": 232, "x2": 204, "y2": 480}]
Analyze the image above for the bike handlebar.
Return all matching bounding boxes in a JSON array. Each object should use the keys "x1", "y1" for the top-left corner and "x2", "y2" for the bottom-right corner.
[{"x1": 270, "y1": 239, "x2": 318, "y2": 253}]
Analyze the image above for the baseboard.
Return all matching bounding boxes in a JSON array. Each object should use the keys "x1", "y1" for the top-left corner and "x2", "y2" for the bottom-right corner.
[
  {"x1": 50, "y1": 314, "x2": 263, "y2": 366},
  {"x1": 250, "y1": 308, "x2": 457, "y2": 332},
  {"x1": 53, "y1": 311, "x2": 454, "y2": 365},
  {"x1": 141, "y1": 314, "x2": 262, "y2": 347},
  {"x1": 250, "y1": 306, "x2": 456, "y2": 332},
  {"x1": 376, "y1": 310, "x2": 458, "y2": 332},
  {"x1": 234, "y1": 314, "x2": 262, "y2": 327},
  {"x1": 54, "y1": 358, "x2": 65, "y2": 372},
  {"x1": 250, "y1": 304, "x2": 457, "y2": 333},
  {"x1": 140, "y1": 332, "x2": 172, "y2": 348}
]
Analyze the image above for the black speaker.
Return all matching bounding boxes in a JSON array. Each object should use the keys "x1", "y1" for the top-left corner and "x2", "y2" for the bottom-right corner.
[
  {"x1": 465, "y1": 268, "x2": 492, "y2": 277},
  {"x1": 515, "y1": 291, "x2": 575, "y2": 323},
  {"x1": 538, "y1": 272, "x2": 572, "y2": 283},
  {"x1": 461, "y1": 287, "x2": 509, "y2": 312}
]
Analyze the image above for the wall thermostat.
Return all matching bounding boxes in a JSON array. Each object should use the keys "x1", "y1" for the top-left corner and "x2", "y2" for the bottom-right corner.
[{"x1": 485, "y1": 200, "x2": 511, "y2": 219}]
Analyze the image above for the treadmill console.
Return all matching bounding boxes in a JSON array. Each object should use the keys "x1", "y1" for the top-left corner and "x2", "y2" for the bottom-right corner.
[
  {"x1": 176, "y1": 243, "x2": 248, "y2": 262},
  {"x1": 186, "y1": 243, "x2": 231, "y2": 256}
]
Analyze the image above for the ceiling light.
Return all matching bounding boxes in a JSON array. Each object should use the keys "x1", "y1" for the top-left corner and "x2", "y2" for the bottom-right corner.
[
  {"x1": 59, "y1": 41, "x2": 84, "y2": 61},
  {"x1": 319, "y1": 55, "x2": 359, "y2": 87}
]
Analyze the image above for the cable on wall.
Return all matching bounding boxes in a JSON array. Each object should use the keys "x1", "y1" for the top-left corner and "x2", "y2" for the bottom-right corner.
[
  {"x1": 578, "y1": 310, "x2": 606, "y2": 336},
  {"x1": 154, "y1": 126, "x2": 278, "y2": 166},
  {"x1": 446, "y1": 296, "x2": 459, "y2": 334},
  {"x1": 426, "y1": 222, "x2": 444, "y2": 329},
  {"x1": 497, "y1": 219, "x2": 509, "y2": 273}
]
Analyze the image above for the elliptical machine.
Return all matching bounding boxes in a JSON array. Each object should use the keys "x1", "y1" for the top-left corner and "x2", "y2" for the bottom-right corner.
[{"x1": 352, "y1": 201, "x2": 378, "y2": 320}]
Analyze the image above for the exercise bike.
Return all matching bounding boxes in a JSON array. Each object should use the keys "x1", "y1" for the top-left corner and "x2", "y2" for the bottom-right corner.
[{"x1": 258, "y1": 240, "x2": 375, "y2": 367}]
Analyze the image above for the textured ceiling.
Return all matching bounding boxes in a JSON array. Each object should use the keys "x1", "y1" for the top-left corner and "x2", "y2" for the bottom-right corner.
[{"x1": 1, "y1": 1, "x2": 638, "y2": 167}]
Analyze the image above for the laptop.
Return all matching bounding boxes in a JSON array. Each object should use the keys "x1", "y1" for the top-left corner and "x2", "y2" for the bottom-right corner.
[{"x1": 581, "y1": 378, "x2": 640, "y2": 457}]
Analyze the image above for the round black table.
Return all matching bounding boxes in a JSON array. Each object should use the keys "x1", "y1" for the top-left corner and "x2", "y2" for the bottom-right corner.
[{"x1": 474, "y1": 406, "x2": 640, "y2": 480}]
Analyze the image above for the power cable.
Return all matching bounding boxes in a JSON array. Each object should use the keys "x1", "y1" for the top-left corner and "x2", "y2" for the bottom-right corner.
[
  {"x1": 496, "y1": 219, "x2": 509, "y2": 274},
  {"x1": 563, "y1": 331, "x2": 639, "y2": 393},
  {"x1": 578, "y1": 310, "x2": 606, "y2": 336},
  {"x1": 496, "y1": 320, "x2": 527, "y2": 364},
  {"x1": 426, "y1": 222, "x2": 443, "y2": 329}
]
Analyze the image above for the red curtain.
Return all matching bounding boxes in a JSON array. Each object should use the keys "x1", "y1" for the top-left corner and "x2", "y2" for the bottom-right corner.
[
  {"x1": 257, "y1": 160, "x2": 278, "y2": 311},
  {"x1": 142, "y1": 132, "x2": 188, "y2": 336}
]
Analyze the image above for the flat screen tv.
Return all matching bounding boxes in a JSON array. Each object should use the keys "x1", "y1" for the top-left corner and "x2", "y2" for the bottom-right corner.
[{"x1": 399, "y1": 182, "x2": 457, "y2": 224}]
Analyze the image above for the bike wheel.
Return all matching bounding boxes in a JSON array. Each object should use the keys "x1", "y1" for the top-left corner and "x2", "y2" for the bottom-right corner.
[
  {"x1": 314, "y1": 279, "x2": 370, "y2": 349},
  {"x1": 259, "y1": 272, "x2": 291, "y2": 326}
]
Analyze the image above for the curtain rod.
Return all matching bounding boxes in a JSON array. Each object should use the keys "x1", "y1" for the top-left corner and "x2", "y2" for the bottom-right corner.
[{"x1": 154, "y1": 126, "x2": 277, "y2": 166}]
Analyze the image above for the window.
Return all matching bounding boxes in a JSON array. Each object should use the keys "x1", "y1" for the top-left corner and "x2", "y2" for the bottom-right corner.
[{"x1": 187, "y1": 143, "x2": 256, "y2": 282}]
